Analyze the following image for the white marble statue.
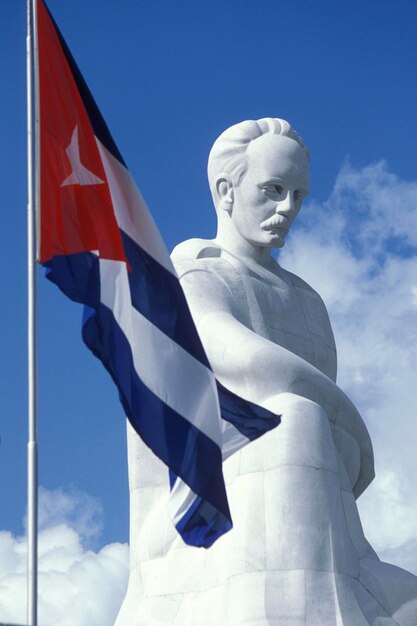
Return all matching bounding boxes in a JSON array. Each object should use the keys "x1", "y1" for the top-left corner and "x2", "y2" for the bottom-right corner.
[{"x1": 115, "y1": 118, "x2": 417, "y2": 625}]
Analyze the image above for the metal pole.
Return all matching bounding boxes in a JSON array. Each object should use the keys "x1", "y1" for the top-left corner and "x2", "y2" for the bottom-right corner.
[{"x1": 26, "y1": 0, "x2": 38, "y2": 624}]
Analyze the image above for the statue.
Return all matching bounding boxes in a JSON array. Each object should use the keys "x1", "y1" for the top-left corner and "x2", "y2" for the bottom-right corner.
[{"x1": 115, "y1": 119, "x2": 417, "y2": 625}]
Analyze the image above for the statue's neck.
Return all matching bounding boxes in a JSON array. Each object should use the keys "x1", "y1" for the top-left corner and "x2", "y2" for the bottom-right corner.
[
  {"x1": 213, "y1": 235, "x2": 283, "y2": 281},
  {"x1": 214, "y1": 231, "x2": 279, "y2": 273}
]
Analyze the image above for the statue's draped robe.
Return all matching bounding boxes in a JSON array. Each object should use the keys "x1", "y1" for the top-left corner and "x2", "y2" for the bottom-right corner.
[{"x1": 115, "y1": 241, "x2": 417, "y2": 626}]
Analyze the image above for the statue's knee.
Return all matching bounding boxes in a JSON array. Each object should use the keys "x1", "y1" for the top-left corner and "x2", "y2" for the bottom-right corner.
[{"x1": 261, "y1": 393, "x2": 337, "y2": 471}]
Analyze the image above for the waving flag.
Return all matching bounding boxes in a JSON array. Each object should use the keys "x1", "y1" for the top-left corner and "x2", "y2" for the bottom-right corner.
[{"x1": 35, "y1": 0, "x2": 280, "y2": 547}]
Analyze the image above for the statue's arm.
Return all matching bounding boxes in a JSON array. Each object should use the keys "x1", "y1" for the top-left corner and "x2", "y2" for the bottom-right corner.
[
  {"x1": 180, "y1": 267, "x2": 341, "y2": 412},
  {"x1": 179, "y1": 266, "x2": 374, "y2": 497}
]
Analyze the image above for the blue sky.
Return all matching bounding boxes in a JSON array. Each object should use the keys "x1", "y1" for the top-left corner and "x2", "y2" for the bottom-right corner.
[{"x1": 1, "y1": 1, "x2": 417, "y2": 623}]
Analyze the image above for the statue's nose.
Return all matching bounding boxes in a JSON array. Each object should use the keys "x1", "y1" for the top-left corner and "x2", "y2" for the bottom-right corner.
[{"x1": 277, "y1": 190, "x2": 295, "y2": 215}]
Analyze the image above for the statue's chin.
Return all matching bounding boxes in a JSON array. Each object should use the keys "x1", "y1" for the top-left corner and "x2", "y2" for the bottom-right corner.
[{"x1": 269, "y1": 233, "x2": 286, "y2": 249}]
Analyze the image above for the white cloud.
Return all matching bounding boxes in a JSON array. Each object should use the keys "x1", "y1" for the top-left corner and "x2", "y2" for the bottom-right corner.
[
  {"x1": 281, "y1": 160, "x2": 417, "y2": 575},
  {"x1": 36, "y1": 485, "x2": 103, "y2": 544},
  {"x1": 0, "y1": 487, "x2": 129, "y2": 626}
]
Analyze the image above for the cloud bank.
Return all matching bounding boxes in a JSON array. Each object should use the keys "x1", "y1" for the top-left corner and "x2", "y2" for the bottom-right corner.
[
  {"x1": 281, "y1": 160, "x2": 417, "y2": 574},
  {"x1": 0, "y1": 487, "x2": 128, "y2": 626}
]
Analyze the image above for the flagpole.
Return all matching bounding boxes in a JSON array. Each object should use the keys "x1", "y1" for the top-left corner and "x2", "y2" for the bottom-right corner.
[{"x1": 27, "y1": 0, "x2": 38, "y2": 624}]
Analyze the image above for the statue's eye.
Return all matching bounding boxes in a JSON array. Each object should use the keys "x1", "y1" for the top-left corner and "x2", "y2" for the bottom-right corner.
[{"x1": 260, "y1": 184, "x2": 284, "y2": 195}]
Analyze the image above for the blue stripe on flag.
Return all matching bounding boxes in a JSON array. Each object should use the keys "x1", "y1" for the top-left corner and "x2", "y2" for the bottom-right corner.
[
  {"x1": 217, "y1": 381, "x2": 280, "y2": 440},
  {"x1": 44, "y1": 251, "x2": 101, "y2": 307},
  {"x1": 175, "y1": 493, "x2": 232, "y2": 548},
  {"x1": 121, "y1": 232, "x2": 211, "y2": 370}
]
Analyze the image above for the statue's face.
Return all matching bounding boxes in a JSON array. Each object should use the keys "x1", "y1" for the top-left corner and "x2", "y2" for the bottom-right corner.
[{"x1": 231, "y1": 134, "x2": 309, "y2": 249}]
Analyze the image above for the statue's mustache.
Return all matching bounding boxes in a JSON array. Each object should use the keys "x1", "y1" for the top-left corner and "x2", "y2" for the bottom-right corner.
[{"x1": 260, "y1": 214, "x2": 288, "y2": 231}]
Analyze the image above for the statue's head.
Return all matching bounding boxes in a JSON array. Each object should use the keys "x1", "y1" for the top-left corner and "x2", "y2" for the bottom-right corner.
[{"x1": 208, "y1": 118, "x2": 310, "y2": 251}]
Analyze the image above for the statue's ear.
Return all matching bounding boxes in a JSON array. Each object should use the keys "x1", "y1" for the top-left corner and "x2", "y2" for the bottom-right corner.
[{"x1": 216, "y1": 174, "x2": 234, "y2": 213}]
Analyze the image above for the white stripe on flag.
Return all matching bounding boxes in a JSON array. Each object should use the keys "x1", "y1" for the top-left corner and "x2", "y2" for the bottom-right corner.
[
  {"x1": 221, "y1": 421, "x2": 250, "y2": 460},
  {"x1": 96, "y1": 140, "x2": 175, "y2": 275},
  {"x1": 167, "y1": 477, "x2": 200, "y2": 528},
  {"x1": 99, "y1": 259, "x2": 223, "y2": 446}
]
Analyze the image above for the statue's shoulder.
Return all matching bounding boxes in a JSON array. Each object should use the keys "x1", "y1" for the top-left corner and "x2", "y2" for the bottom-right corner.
[
  {"x1": 171, "y1": 238, "x2": 221, "y2": 265},
  {"x1": 171, "y1": 239, "x2": 249, "y2": 318},
  {"x1": 171, "y1": 238, "x2": 248, "y2": 306},
  {"x1": 171, "y1": 238, "x2": 237, "y2": 279}
]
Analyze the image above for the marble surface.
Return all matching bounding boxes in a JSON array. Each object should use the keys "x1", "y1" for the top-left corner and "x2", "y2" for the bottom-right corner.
[{"x1": 115, "y1": 119, "x2": 417, "y2": 625}]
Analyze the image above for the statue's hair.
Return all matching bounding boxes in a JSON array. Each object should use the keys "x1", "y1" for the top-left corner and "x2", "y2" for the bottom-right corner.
[{"x1": 207, "y1": 118, "x2": 309, "y2": 202}]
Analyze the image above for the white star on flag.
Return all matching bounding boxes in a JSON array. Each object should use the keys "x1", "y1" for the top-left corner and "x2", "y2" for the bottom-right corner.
[{"x1": 61, "y1": 126, "x2": 105, "y2": 187}]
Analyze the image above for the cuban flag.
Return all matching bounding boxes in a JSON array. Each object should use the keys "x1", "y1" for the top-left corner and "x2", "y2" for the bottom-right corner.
[{"x1": 36, "y1": 0, "x2": 280, "y2": 548}]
